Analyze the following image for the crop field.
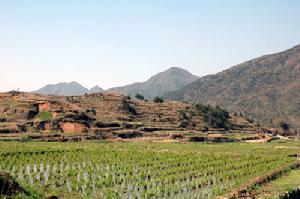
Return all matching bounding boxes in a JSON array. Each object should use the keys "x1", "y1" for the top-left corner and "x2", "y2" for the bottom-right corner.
[
  {"x1": 254, "y1": 169, "x2": 300, "y2": 198},
  {"x1": 0, "y1": 141, "x2": 300, "y2": 198}
]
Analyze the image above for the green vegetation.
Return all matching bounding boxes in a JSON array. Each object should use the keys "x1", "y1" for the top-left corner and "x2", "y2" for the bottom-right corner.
[
  {"x1": 85, "y1": 109, "x2": 96, "y2": 115},
  {"x1": 178, "y1": 109, "x2": 193, "y2": 128},
  {"x1": 153, "y1": 96, "x2": 164, "y2": 103},
  {"x1": 279, "y1": 121, "x2": 292, "y2": 136},
  {"x1": 254, "y1": 169, "x2": 300, "y2": 199},
  {"x1": 121, "y1": 99, "x2": 137, "y2": 115},
  {"x1": 125, "y1": 95, "x2": 131, "y2": 100},
  {"x1": 0, "y1": 141, "x2": 299, "y2": 198},
  {"x1": 280, "y1": 122, "x2": 290, "y2": 131},
  {"x1": 35, "y1": 112, "x2": 52, "y2": 121},
  {"x1": 164, "y1": 45, "x2": 300, "y2": 134},
  {"x1": 135, "y1": 93, "x2": 145, "y2": 100},
  {"x1": 195, "y1": 104, "x2": 231, "y2": 130}
]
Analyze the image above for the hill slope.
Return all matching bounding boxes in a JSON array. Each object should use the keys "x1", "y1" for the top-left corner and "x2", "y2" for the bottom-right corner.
[
  {"x1": 0, "y1": 92, "x2": 267, "y2": 142},
  {"x1": 108, "y1": 67, "x2": 198, "y2": 99},
  {"x1": 164, "y1": 44, "x2": 300, "y2": 131},
  {"x1": 34, "y1": 82, "x2": 103, "y2": 96}
]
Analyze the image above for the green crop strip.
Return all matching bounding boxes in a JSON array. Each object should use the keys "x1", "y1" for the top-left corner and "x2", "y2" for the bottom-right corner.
[
  {"x1": 35, "y1": 112, "x2": 52, "y2": 121},
  {"x1": 0, "y1": 141, "x2": 299, "y2": 198}
]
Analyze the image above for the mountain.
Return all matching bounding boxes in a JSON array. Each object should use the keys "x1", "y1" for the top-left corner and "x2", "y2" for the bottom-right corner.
[
  {"x1": 164, "y1": 44, "x2": 300, "y2": 131},
  {"x1": 88, "y1": 86, "x2": 104, "y2": 94},
  {"x1": 34, "y1": 81, "x2": 88, "y2": 96},
  {"x1": 108, "y1": 67, "x2": 198, "y2": 99},
  {"x1": 34, "y1": 82, "x2": 103, "y2": 96}
]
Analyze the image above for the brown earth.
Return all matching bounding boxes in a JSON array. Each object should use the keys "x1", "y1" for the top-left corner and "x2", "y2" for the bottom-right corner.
[{"x1": 0, "y1": 91, "x2": 277, "y2": 142}]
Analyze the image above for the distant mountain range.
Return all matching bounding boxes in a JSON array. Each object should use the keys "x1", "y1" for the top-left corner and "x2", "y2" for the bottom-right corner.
[
  {"x1": 34, "y1": 82, "x2": 103, "y2": 96},
  {"x1": 108, "y1": 67, "x2": 198, "y2": 99},
  {"x1": 32, "y1": 45, "x2": 300, "y2": 131},
  {"x1": 164, "y1": 44, "x2": 300, "y2": 131},
  {"x1": 34, "y1": 67, "x2": 198, "y2": 99}
]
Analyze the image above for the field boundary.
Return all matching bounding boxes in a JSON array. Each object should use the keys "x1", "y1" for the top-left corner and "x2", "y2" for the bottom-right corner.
[{"x1": 218, "y1": 160, "x2": 300, "y2": 199}]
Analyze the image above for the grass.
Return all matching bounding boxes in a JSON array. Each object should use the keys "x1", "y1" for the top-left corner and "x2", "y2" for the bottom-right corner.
[
  {"x1": 254, "y1": 169, "x2": 300, "y2": 199},
  {"x1": 35, "y1": 112, "x2": 52, "y2": 121}
]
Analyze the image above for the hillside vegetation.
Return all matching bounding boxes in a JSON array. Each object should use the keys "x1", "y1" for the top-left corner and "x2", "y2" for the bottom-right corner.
[{"x1": 164, "y1": 44, "x2": 300, "y2": 132}]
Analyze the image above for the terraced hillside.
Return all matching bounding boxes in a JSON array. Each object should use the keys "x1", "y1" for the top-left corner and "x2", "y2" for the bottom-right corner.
[{"x1": 0, "y1": 91, "x2": 267, "y2": 142}]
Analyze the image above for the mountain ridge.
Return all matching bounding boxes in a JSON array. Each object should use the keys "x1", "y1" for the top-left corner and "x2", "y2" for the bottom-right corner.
[
  {"x1": 34, "y1": 82, "x2": 103, "y2": 96},
  {"x1": 164, "y1": 44, "x2": 300, "y2": 131},
  {"x1": 108, "y1": 67, "x2": 198, "y2": 99},
  {"x1": 34, "y1": 67, "x2": 198, "y2": 98}
]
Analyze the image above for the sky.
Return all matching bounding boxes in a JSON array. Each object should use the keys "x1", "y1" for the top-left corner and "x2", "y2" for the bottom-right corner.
[{"x1": 0, "y1": 0, "x2": 300, "y2": 91}]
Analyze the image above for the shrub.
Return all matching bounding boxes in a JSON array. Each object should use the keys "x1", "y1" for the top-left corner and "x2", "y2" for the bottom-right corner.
[
  {"x1": 195, "y1": 103, "x2": 231, "y2": 130},
  {"x1": 125, "y1": 95, "x2": 131, "y2": 100},
  {"x1": 121, "y1": 99, "x2": 137, "y2": 115},
  {"x1": 153, "y1": 97, "x2": 164, "y2": 103},
  {"x1": 135, "y1": 93, "x2": 145, "y2": 100},
  {"x1": 85, "y1": 109, "x2": 96, "y2": 115},
  {"x1": 117, "y1": 131, "x2": 142, "y2": 139},
  {"x1": 8, "y1": 90, "x2": 20, "y2": 96},
  {"x1": 279, "y1": 121, "x2": 290, "y2": 131},
  {"x1": 178, "y1": 109, "x2": 193, "y2": 128},
  {"x1": 178, "y1": 110, "x2": 189, "y2": 120},
  {"x1": 170, "y1": 134, "x2": 184, "y2": 139},
  {"x1": 179, "y1": 119, "x2": 190, "y2": 128},
  {"x1": 202, "y1": 126, "x2": 209, "y2": 132},
  {"x1": 95, "y1": 122, "x2": 120, "y2": 128},
  {"x1": 279, "y1": 121, "x2": 291, "y2": 136}
]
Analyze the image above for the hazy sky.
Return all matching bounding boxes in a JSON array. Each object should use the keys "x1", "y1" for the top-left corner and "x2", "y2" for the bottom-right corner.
[{"x1": 1, "y1": 0, "x2": 300, "y2": 91}]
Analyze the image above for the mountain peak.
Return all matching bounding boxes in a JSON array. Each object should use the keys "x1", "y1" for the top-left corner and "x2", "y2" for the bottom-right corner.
[
  {"x1": 33, "y1": 67, "x2": 198, "y2": 98},
  {"x1": 166, "y1": 67, "x2": 184, "y2": 71},
  {"x1": 88, "y1": 85, "x2": 104, "y2": 94},
  {"x1": 34, "y1": 82, "x2": 105, "y2": 96},
  {"x1": 69, "y1": 81, "x2": 81, "y2": 85},
  {"x1": 90, "y1": 85, "x2": 101, "y2": 89},
  {"x1": 109, "y1": 67, "x2": 198, "y2": 99},
  {"x1": 162, "y1": 67, "x2": 195, "y2": 76},
  {"x1": 34, "y1": 81, "x2": 88, "y2": 96},
  {"x1": 165, "y1": 44, "x2": 300, "y2": 131}
]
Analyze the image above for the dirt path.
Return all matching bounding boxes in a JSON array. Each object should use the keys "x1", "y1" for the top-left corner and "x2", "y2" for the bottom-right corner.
[{"x1": 243, "y1": 134, "x2": 273, "y2": 143}]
